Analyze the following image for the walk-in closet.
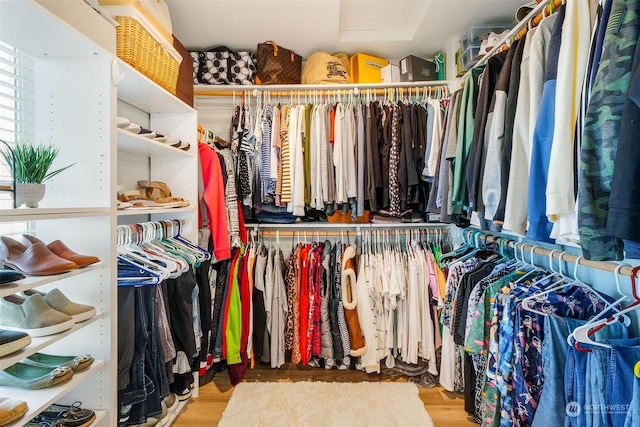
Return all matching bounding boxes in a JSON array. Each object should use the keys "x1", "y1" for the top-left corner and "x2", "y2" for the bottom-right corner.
[{"x1": 1, "y1": 0, "x2": 639, "y2": 426}]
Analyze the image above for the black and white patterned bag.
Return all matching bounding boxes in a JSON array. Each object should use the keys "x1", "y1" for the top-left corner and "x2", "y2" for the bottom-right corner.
[
  {"x1": 227, "y1": 50, "x2": 257, "y2": 85},
  {"x1": 191, "y1": 46, "x2": 256, "y2": 85}
]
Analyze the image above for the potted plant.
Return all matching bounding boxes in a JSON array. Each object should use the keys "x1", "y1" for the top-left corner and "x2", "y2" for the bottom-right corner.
[{"x1": 1, "y1": 142, "x2": 74, "y2": 208}]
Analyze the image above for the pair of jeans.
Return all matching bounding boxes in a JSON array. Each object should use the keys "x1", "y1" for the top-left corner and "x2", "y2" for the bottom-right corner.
[
  {"x1": 120, "y1": 285, "x2": 166, "y2": 425},
  {"x1": 564, "y1": 325, "x2": 630, "y2": 427},
  {"x1": 606, "y1": 339, "x2": 640, "y2": 426},
  {"x1": 534, "y1": 317, "x2": 626, "y2": 427}
]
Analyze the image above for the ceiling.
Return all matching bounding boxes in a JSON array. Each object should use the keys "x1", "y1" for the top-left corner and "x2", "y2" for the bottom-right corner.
[{"x1": 165, "y1": 0, "x2": 530, "y2": 61}]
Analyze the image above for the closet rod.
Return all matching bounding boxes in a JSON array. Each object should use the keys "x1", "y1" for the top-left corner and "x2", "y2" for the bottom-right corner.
[
  {"x1": 465, "y1": 0, "x2": 554, "y2": 74},
  {"x1": 253, "y1": 222, "x2": 452, "y2": 230},
  {"x1": 194, "y1": 80, "x2": 452, "y2": 97},
  {"x1": 257, "y1": 228, "x2": 449, "y2": 238},
  {"x1": 496, "y1": 0, "x2": 564, "y2": 53},
  {"x1": 476, "y1": 232, "x2": 638, "y2": 278}
]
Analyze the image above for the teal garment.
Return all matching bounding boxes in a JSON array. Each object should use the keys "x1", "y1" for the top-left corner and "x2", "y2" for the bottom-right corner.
[
  {"x1": 452, "y1": 66, "x2": 483, "y2": 216},
  {"x1": 579, "y1": 0, "x2": 640, "y2": 261}
]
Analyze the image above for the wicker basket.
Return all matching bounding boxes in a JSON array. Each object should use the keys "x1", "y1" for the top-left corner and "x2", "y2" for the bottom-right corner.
[{"x1": 115, "y1": 15, "x2": 179, "y2": 94}]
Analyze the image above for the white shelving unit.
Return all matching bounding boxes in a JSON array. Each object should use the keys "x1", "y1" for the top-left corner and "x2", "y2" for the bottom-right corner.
[
  {"x1": 0, "y1": 0, "x2": 197, "y2": 426},
  {"x1": 0, "y1": 0, "x2": 116, "y2": 425}
]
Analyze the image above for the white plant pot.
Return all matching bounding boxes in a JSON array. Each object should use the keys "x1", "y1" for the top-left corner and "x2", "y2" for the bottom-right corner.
[{"x1": 15, "y1": 183, "x2": 46, "y2": 208}]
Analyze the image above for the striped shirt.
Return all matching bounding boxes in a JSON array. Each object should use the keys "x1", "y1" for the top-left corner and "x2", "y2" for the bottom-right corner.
[{"x1": 280, "y1": 105, "x2": 292, "y2": 203}]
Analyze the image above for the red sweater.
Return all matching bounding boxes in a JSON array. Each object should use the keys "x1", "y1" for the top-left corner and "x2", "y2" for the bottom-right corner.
[{"x1": 199, "y1": 143, "x2": 231, "y2": 261}]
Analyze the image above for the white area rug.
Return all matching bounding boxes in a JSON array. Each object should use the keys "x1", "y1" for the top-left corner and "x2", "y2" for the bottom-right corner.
[{"x1": 218, "y1": 381, "x2": 435, "y2": 426}]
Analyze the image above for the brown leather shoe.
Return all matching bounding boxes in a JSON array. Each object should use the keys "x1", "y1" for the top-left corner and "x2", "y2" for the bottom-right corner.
[
  {"x1": 20, "y1": 235, "x2": 99, "y2": 268},
  {"x1": 0, "y1": 236, "x2": 77, "y2": 276}
]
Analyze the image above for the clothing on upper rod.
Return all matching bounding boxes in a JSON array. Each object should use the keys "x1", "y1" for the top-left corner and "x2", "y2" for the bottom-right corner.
[
  {"x1": 434, "y1": 0, "x2": 640, "y2": 261},
  {"x1": 197, "y1": 87, "x2": 451, "y2": 233}
]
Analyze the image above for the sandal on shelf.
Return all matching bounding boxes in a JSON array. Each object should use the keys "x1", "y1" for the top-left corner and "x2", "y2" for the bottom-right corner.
[{"x1": 137, "y1": 181, "x2": 189, "y2": 207}]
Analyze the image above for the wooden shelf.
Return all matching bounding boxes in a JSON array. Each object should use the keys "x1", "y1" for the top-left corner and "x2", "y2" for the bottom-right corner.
[
  {"x1": 0, "y1": 208, "x2": 110, "y2": 222},
  {"x1": 116, "y1": 129, "x2": 194, "y2": 158},
  {"x1": 0, "y1": 313, "x2": 104, "y2": 371},
  {"x1": 1, "y1": 361, "x2": 105, "y2": 427},
  {"x1": 117, "y1": 60, "x2": 195, "y2": 114},
  {"x1": 0, "y1": 263, "x2": 103, "y2": 299}
]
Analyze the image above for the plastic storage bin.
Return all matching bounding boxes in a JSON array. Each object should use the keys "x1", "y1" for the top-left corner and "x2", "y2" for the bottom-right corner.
[
  {"x1": 460, "y1": 25, "x2": 511, "y2": 52},
  {"x1": 460, "y1": 45, "x2": 481, "y2": 72}
]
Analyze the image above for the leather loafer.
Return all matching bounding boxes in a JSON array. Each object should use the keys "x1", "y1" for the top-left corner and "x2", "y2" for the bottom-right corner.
[
  {"x1": 0, "y1": 236, "x2": 77, "y2": 276},
  {"x1": 20, "y1": 235, "x2": 99, "y2": 268}
]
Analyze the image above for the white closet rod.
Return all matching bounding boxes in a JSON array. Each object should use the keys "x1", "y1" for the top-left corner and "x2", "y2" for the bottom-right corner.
[
  {"x1": 195, "y1": 80, "x2": 452, "y2": 93},
  {"x1": 253, "y1": 222, "x2": 452, "y2": 230},
  {"x1": 471, "y1": 230, "x2": 640, "y2": 278}
]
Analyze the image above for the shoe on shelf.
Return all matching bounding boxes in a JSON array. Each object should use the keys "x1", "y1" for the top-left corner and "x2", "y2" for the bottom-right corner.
[
  {"x1": 0, "y1": 362, "x2": 73, "y2": 389},
  {"x1": 29, "y1": 401, "x2": 96, "y2": 427},
  {"x1": 20, "y1": 289, "x2": 96, "y2": 323},
  {"x1": 0, "y1": 329, "x2": 31, "y2": 357},
  {"x1": 172, "y1": 386, "x2": 192, "y2": 402},
  {"x1": 0, "y1": 396, "x2": 28, "y2": 426},
  {"x1": 0, "y1": 236, "x2": 78, "y2": 276},
  {"x1": 0, "y1": 294, "x2": 75, "y2": 337},
  {"x1": 0, "y1": 269, "x2": 25, "y2": 285},
  {"x1": 21, "y1": 352, "x2": 94, "y2": 372},
  {"x1": 128, "y1": 417, "x2": 160, "y2": 427},
  {"x1": 117, "y1": 116, "x2": 131, "y2": 129},
  {"x1": 20, "y1": 235, "x2": 100, "y2": 268},
  {"x1": 163, "y1": 393, "x2": 179, "y2": 413}
]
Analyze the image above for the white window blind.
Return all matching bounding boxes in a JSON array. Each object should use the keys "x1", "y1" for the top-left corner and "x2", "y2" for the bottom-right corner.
[{"x1": 0, "y1": 40, "x2": 35, "y2": 231}]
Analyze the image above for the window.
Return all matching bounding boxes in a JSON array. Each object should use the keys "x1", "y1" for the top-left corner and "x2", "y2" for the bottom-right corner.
[{"x1": 0, "y1": 40, "x2": 35, "y2": 232}]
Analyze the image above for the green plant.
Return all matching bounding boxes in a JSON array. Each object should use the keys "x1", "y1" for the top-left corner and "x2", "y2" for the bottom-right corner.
[{"x1": 1, "y1": 143, "x2": 75, "y2": 184}]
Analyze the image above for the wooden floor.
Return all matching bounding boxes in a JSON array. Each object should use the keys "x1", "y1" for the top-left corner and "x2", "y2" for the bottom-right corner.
[{"x1": 172, "y1": 363, "x2": 476, "y2": 426}]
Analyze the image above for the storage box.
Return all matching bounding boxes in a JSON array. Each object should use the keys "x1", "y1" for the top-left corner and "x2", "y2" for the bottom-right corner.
[
  {"x1": 399, "y1": 55, "x2": 438, "y2": 82},
  {"x1": 460, "y1": 25, "x2": 511, "y2": 53},
  {"x1": 173, "y1": 37, "x2": 194, "y2": 107},
  {"x1": 381, "y1": 64, "x2": 400, "y2": 83},
  {"x1": 349, "y1": 53, "x2": 389, "y2": 83},
  {"x1": 460, "y1": 45, "x2": 481, "y2": 72},
  {"x1": 99, "y1": 1, "x2": 181, "y2": 94}
]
